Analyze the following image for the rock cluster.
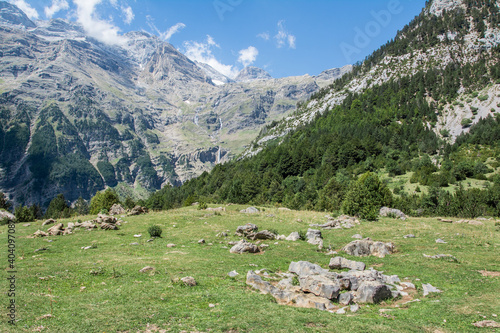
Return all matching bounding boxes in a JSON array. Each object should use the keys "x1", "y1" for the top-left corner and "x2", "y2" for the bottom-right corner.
[
  {"x1": 342, "y1": 238, "x2": 394, "y2": 258},
  {"x1": 95, "y1": 214, "x2": 120, "y2": 230},
  {"x1": 206, "y1": 207, "x2": 226, "y2": 212},
  {"x1": 240, "y1": 207, "x2": 260, "y2": 214},
  {"x1": 311, "y1": 215, "x2": 361, "y2": 229},
  {"x1": 235, "y1": 223, "x2": 259, "y2": 237},
  {"x1": 247, "y1": 259, "x2": 415, "y2": 312},
  {"x1": 128, "y1": 206, "x2": 148, "y2": 216},
  {"x1": 230, "y1": 240, "x2": 261, "y2": 254},
  {"x1": 379, "y1": 207, "x2": 407, "y2": 220}
]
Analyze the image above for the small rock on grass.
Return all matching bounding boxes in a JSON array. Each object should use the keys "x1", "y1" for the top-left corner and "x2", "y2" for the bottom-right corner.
[
  {"x1": 350, "y1": 304, "x2": 360, "y2": 313},
  {"x1": 436, "y1": 238, "x2": 447, "y2": 244},
  {"x1": 404, "y1": 234, "x2": 416, "y2": 238},
  {"x1": 228, "y1": 270, "x2": 239, "y2": 277},
  {"x1": 139, "y1": 266, "x2": 154, "y2": 273},
  {"x1": 166, "y1": 244, "x2": 176, "y2": 248},
  {"x1": 422, "y1": 283, "x2": 442, "y2": 296},
  {"x1": 472, "y1": 320, "x2": 500, "y2": 328},
  {"x1": 181, "y1": 276, "x2": 197, "y2": 286}
]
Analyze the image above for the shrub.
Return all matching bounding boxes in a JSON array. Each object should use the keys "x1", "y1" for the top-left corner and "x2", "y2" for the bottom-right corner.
[
  {"x1": 90, "y1": 189, "x2": 121, "y2": 215},
  {"x1": 14, "y1": 206, "x2": 35, "y2": 222},
  {"x1": 478, "y1": 95, "x2": 489, "y2": 102},
  {"x1": 461, "y1": 118, "x2": 473, "y2": 128},
  {"x1": 198, "y1": 201, "x2": 208, "y2": 210},
  {"x1": 148, "y1": 225, "x2": 163, "y2": 238}
]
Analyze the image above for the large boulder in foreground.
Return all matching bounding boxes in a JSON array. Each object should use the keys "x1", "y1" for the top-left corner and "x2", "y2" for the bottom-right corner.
[{"x1": 342, "y1": 238, "x2": 394, "y2": 258}]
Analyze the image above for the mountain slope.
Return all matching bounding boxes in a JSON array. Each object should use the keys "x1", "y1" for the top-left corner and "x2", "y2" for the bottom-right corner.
[{"x1": 0, "y1": 1, "x2": 350, "y2": 208}]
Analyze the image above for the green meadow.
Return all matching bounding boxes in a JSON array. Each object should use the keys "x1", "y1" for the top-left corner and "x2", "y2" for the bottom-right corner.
[{"x1": 2, "y1": 205, "x2": 499, "y2": 332}]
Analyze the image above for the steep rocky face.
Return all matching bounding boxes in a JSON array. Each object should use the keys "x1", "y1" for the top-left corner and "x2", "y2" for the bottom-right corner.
[
  {"x1": 234, "y1": 66, "x2": 273, "y2": 82},
  {"x1": 0, "y1": 2, "x2": 351, "y2": 208}
]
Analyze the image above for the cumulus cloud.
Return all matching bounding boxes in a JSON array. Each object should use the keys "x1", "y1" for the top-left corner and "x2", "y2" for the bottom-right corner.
[
  {"x1": 122, "y1": 5, "x2": 134, "y2": 24},
  {"x1": 44, "y1": 0, "x2": 69, "y2": 19},
  {"x1": 275, "y1": 20, "x2": 296, "y2": 49},
  {"x1": 73, "y1": 0, "x2": 125, "y2": 45},
  {"x1": 183, "y1": 35, "x2": 238, "y2": 79},
  {"x1": 11, "y1": 0, "x2": 39, "y2": 19},
  {"x1": 238, "y1": 46, "x2": 258, "y2": 68}
]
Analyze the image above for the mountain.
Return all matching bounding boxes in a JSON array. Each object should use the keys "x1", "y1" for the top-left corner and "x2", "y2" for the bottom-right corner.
[
  {"x1": 0, "y1": 1, "x2": 351, "y2": 208},
  {"x1": 234, "y1": 66, "x2": 273, "y2": 82},
  {"x1": 146, "y1": 0, "x2": 500, "y2": 216}
]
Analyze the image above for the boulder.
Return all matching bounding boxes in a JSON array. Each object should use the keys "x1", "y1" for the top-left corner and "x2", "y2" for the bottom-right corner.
[
  {"x1": 109, "y1": 204, "x2": 126, "y2": 215},
  {"x1": 342, "y1": 238, "x2": 394, "y2": 258},
  {"x1": 329, "y1": 257, "x2": 366, "y2": 271},
  {"x1": 229, "y1": 240, "x2": 260, "y2": 254},
  {"x1": 379, "y1": 207, "x2": 407, "y2": 220},
  {"x1": 247, "y1": 230, "x2": 276, "y2": 241},
  {"x1": 139, "y1": 266, "x2": 154, "y2": 273},
  {"x1": 299, "y1": 275, "x2": 341, "y2": 300},
  {"x1": 422, "y1": 283, "x2": 442, "y2": 296},
  {"x1": 355, "y1": 281, "x2": 393, "y2": 303},
  {"x1": 206, "y1": 207, "x2": 226, "y2": 212},
  {"x1": 338, "y1": 292, "x2": 354, "y2": 305},
  {"x1": 0, "y1": 210, "x2": 15, "y2": 221},
  {"x1": 181, "y1": 276, "x2": 197, "y2": 286},
  {"x1": 128, "y1": 206, "x2": 148, "y2": 216},
  {"x1": 47, "y1": 223, "x2": 64, "y2": 236},
  {"x1": 96, "y1": 214, "x2": 117, "y2": 224},
  {"x1": 101, "y1": 223, "x2": 119, "y2": 230},
  {"x1": 286, "y1": 232, "x2": 301, "y2": 241},
  {"x1": 235, "y1": 223, "x2": 258, "y2": 236},
  {"x1": 240, "y1": 207, "x2": 260, "y2": 214},
  {"x1": 32, "y1": 230, "x2": 49, "y2": 237},
  {"x1": 306, "y1": 228, "x2": 323, "y2": 246},
  {"x1": 289, "y1": 261, "x2": 329, "y2": 277},
  {"x1": 42, "y1": 219, "x2": 56, "y2": 226}
]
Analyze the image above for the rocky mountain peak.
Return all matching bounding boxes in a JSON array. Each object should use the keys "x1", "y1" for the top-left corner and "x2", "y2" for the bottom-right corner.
[
  {"x1": 0, "y1": 0, "x2": 36, "y2": 28},
  {"x1": 428, "y1": 0, "x2": 464, "y2": 16},
  {"x1": 235, "y1": 66, "x2": 273, "y2": 82}
]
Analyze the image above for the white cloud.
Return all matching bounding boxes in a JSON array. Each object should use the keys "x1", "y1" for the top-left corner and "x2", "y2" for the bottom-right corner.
[
  {"x1": 257, "y1": 32, "x2": 270, "y2": 41},
  {"x1": 72, "y1": 0, "x2": 126, "y2": 45},
  {"x1": 183, "y1": 35, "x2": 238, "y2": 79},
  {"x1": 44, "y1": 0, "x2": 69, "y2": 19},
  {"x1": 122, "y1": 6, "x2": 134, "y2": 25},
  {"x1": 11, "y1": 0, "x2": 39, "y2": 19},
  {"x1": 238, "y1": 46, "x2": 258, "y2": 68},
  {"x1": 275, "y1": 20, "x2": 296, "y2": 49}
]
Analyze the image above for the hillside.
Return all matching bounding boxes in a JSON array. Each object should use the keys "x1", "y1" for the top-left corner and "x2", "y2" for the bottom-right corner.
[{"x1": 0, "y1": 1, "x2": 349, "y2": 208}]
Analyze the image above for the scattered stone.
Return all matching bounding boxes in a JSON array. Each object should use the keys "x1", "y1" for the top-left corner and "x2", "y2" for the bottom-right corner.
[
  {"x1": 109, "y1": 204, "x2": 126, "y2": 215},
  {"x1": 166, "y1": 244, "x2": 176, "y2": 248},
  {"x1": 216, "y1": 232, "x2": 228, "y2": 237},
  {"x1": 350, "y1": 303, "x2": 360, "y2": 313},
  {"x1": 352, "y1": 234, "x2": 363, "y2": 239},
  {"x1": 472, "y1": 320, "x2": 500, "y2": 328},
  {"x1": 96, "y1": 214, "x2": 118, "y2": 224},
  {"x1": 400, "y1": 282, "x2": 416, "y2": 289},
  {"x1": 228, "y1": 270, "x2": 239, "y2": 277},
  {"x1": 423, "y1": 253, "x2": 457, "y2": 261},
  {"x1": 42, "y1": 219, "x2": 56, "y2": 226},
  {"x1": 209, "y1": 303, "x2": 216, "y2": 308},
  {"x1": 306, "y1": 228, "x2": 323, "y2": 246},
  {"x1": 101, "y1": 222, "x2": 119, "y2": 230},
  {"x1": 311, "y1": 215, "x2": 360, "y2": 229},
  {"x1": 134, "y1": 234, "x2": 142, "y2": 238},
  {"x1": 404, "y1": 234, "x2": 416, "y2": 238},
  {"x1": 147, "y1": 239, "x2": 154, "y2": 242},
  {"x1": 139, "y1": 266, "x2": 154, "y2": 273},
  {"x1": 478, "y1": 270, "x2": 500, "y2": 277},
  {"x1": 23, "y1": 223, "x2": 31, "y2": 227},
  {"x1": 47, "y1": 223, "x2": 64, "y2": 236},
  {"x1": 128, "y1": 206, "x2": 148, "y2": 216},
  {"x1": 329, "y1": 257, "x2": 366, "y2": 271},
  {"x1": 130, "y1": 242, "x2": 139, "y2": 246},
  {"x1": 435, "y1": 238, "x2": 447, "y2": 244},
  {"x1": 32, "y1": 230, "x2": 49, "y2": 238},
  {"x1": 247, "y1": 230, "x2": 276, "y2": 241},
  {"x1": 229, "y1": 240, "x2": 260, "y2": 254},
  {"x1": 34, "y1": 248, "x2": 47, "y2": 253},
  {"x1": 240, "y1": 207, "x2": 260, "y2": 214},
  {"x1": 422, "y1": 283, "x2": 442, "y2": 296},
  {"x1": 339, "y1": 292, "x2": 354, "y2": 305},
  {"x1": 278, "y1": 207, "x2": 291, "y2": 212},
  {"x1": 206, "y1": 207, "x2": 226, "y2": 212},
  {"x1": 289, "y1": 261, "x2": 329, "y2": 277},
  {"x1": 379, "y1": 207, "x2": 407, "y2": 220},
  {"x1": 235, "y1": 223, "x2": 258, "y2": 236},
  {"x1": 181, "y1": 276, "x2": 197, "y2": 286},
  {"x1": 356, "y1": 281, "x2": 393, "y2": 303},
  {"x1": 438, "y1": 218, "x2": 453, "y2": 223},
  {"x1": 342, "y1": 238, "x2": 394, "y2": 258},
  {"x1": 198, "y1": 239, "x2": 206, "y2": 244},
  {"x1": 286, "y1": 232, "x2": 301, "y2": 241},
  {"x1": 336, "y1": 307, "x2": 347, "y2": 314},
  {"x1": 81, "y1": 246, "x2": 93, "y2": 250}
]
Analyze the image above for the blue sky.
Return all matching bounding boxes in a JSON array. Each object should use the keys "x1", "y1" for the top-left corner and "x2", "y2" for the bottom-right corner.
[{"x1": 11, "y1": 0, "x2": 427, "y2": 78}]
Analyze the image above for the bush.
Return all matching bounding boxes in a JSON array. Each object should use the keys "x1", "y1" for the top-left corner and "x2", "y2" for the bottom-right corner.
[
  {"x1": 341, "y1": 172, "x2": 393, "y2": 221},
  {"x1": 198, "y1": 201, "x2": 208, "y2": 210},
  {"x1": 478, "y1": 95, "x2": 489, "y2": 102},
  {"x1": 45, "y1": 194, "x2": 72, "y2": 219},
  {"x1": 90, "y1": 189, "x2": 121, "y2": 215},
  {"x1": 461, "y1": 118, "x2": 473, "y2": 128},
  {"x1": 14, "y1": 206, "x2": 35, "y2": 222},
  {"x1": 148, "y1": 225, "x2": 163, "y2": 238}
]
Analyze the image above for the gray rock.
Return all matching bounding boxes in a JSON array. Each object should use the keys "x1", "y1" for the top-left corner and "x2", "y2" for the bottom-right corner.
[
  {"x1": 288, "y1": 261, "x2": 328, "y2": 277},
  {"x1": 342, "y1": 238, "x2": 394, "y2": 258},
  {"x1": 306, "y1": 228, "x2": 323, "y2": 246},
  {"x1": 235, "y1": 223, "x2": 258, "y2": 236},
  {"x1": 422, "y1": 283, "x2": 442, "y2": 296},
  {"x1": 352, "y1": 234, "x2": 363, "y2": 239},
  {"x1": 286, "y1": 232, "x2": 301, "y2": 241},
  {"x1": 128, "y1": 206, "x2": 148, "y2": 216},
  {"x1": 299, "y1": 275, "x2": 340, "y2": 300},
  {"x1": 130, "y1": 242, "x2": 139, "y2": 246},
  {"x1": 350, "y1": 303, "x2": 360, "y2": 313},
  {"x1": 181, "y1": 276, "x2": 197, "y2": 286},
  {"x1": 240, "y1": 207, "x2": 259, "y2": 214},
  {"x1": 247, "y1": 230, "x2": 276, "y2": 241},
  {"x1": 400, "y1": 282, "x2": 416, "y2": 289},
  {"x1": 198, "y1": 239, "x2": 206, "y2": 244},
  {"x1": 338, "y1": 292, "x2": 354, "y2": 305},
  {"x1": 379, "y1": 207, "x2": 407, "y2": 220},
  {"x1": 109, "y1": 204, "x2": 126, "y2": 215},
  {"x1": 42, "y1": 219, "x2": 56, "y2": 226},
  {"x1": 139, "y1": 266, "x2": 154, "y2": 273},
  {"x1": 355, "y1": 281, "x2": 393, "y2": 303},
  {"x1": 229, "y1": 240, "x2": 260, "y2": 254},
  {"x1": 0, "y1": 210, "x2": 15, "y2": 221},
  {"x1": 404, "y1": 234, "x2": 416, "y2": 238},
  {"x1": 329, "y1": 256, "x2": 366, "y2": 271},
  {"x1": 435, "y1": 238, "x2": 447, "y2": 244},
  {"x1": 336, "y1": 307, "x2": 347, "y2": 314},
  {"x1": 228, "y1": 270, "x2": 239, "y2": 277},
  {"x1": 47, "y1": 223, "x2": 65, "y2": 236}
]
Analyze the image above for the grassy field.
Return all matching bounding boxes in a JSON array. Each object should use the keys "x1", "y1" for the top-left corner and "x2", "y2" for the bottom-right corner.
[{"x1": 1, "y1": 205, "x2": 499, "y2": 332}]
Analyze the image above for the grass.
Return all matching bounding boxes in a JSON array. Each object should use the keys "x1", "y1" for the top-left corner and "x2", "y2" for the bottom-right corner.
[{"x1": 2, "y1": 205, "x2": 499, "y2": 332}]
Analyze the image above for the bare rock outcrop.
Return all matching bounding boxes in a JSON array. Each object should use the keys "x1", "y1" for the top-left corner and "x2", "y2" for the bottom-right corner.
[{"x1": 342, "y1": 238, "x2": 395, "y2": 258}]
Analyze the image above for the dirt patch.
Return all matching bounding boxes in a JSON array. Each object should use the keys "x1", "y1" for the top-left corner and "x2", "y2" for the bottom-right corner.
[{"x1": 478, "y1": 270, "x2": 500, "y2": 277}]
